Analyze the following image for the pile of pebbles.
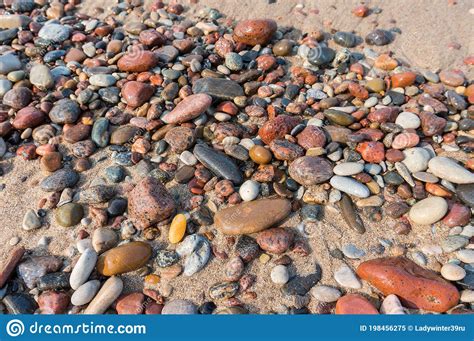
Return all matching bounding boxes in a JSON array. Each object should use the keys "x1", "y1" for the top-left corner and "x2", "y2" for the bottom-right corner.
[{"x1": 0, "y1": 0, "x2": 473, "y2": 315}]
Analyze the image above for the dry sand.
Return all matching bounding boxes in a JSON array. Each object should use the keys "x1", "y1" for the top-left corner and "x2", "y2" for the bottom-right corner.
[{"x1": 0, "y1": 0, "x2": 472, "y2": 313}]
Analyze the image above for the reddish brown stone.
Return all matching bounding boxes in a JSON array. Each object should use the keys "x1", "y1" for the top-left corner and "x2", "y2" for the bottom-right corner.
[
  {"x1": 38, "y1": 291, "x2": 70, "y2": 314},
  {"x1": 439, "y1": 70, "x2": 465, "y2": 87},
  {"x1": 391, "y1": 132, "x2": 419, "y2": 149},
  {"x1": 256, "y1": 227, "x2": 293, "y2": 254},
  {"x1": 348, "y1": 82, "x2": 369, "y2": 99},
  {"x1": 121, "y1": 81, "x2": 155, "y2": 108},
  {"x1": 233, "y1": 19, "x2": 277, "y2": 46},
  {"x1": 161, "y1": 94, "x2": 212, "y2": 124},
  {"x1": 296, "y1": 125, "x2": 326, "y2": 150},
  {"x1": 12, "y1": 107, "x2": 45, "y2": 130},
  {"x1": 139, "y1": 29, "x2": 165, "y2": 47},
  {"x1": 117, "y1": 50, "x2": 159, "y2": 72},
  {"x1": 258, "y1": 115, "x2": 300, "y2": 145},
  {"x1": 385, "y1": 149, "x2": 404, "y2": 162},
  {"x1": 145, "y1": 302, "x2": 163, "y2": 314},
  {"x1": 391, "y1": 72, "x2": 416, "y2": 88},
  {"x1": 367, "y1": 107, "x2": 399, "y2": 123},
  {"x1": 442, "y1": 203, "x2": 471, "y2": 228},
  {"x1": 116, "y1": 292, "x2": 145, "y2": 314},
  {"x1": 128, "y1": 177, "x2": 176, "y2": 229},
  {"x1": 269, "y1": 139, "x2": 304, "y2": 161},
  {"x1": 335, "y1": 294, "x2": 379, "y2": 314},
  {"x1": 356, "y1": 141, "x2": 385, "y2": 163},
  {"x1": 40, "y1": 152, "x2": 62, "y2": 172},
  {"x1": 419, "y1": 111, "x2": 446, "y2": 136},
  {"x1": 352, "y1": 5, "x2": 369, "y2": 17},
  {"x1": 357, "y1": 257, "x2": 460, "y2": 313},
  {"x1": 0, "y1": 246, "x2": 25, "y2": 288}
]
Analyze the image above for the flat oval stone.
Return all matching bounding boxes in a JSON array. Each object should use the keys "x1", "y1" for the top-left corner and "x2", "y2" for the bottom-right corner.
[
  {"x1": 71, "y1": 280, "x2": 101, "y2": 306},
  {"x1": 409, "y1": 197, "x2": 448, "y2": 225},
  {"x1": 214, "y1": 198, "x2": 291, "y2": 235},
  {"x1": 193, "y1": 143, "x2": 243, "y2": 184},
  {"x1": 428, "y1": 156, "x2": 474, "y2": 184},
  {"x1": 289, "y1": 156, "x2": 333, "y2": 186},
  {"x1": 310, "y1": 285, "x2": 341, "y2": 302},
  {"x1": 29, "y1": 64, "x2": 54, "y2": 89},
  {"x1": 308, "y1": 47, "x2": 335, "y2": 66},
  {"x1": 84, "y1": 276, "x2": 123, "y2": 314},
  {"x1": 96, "y1": 241, "x2": 152, "y2": 276},
  {"x1": 162, "y1": 94, "x2": 212, "y2": 124},
  {"x1": 457, "y1": 184, "x2": 474, "y2": 208},
  {"x1": 395, "y1": 111, "x2": 421, "y2": 129},
  {"x1": 402, "y1": 147, "x2": 431, "y2": 173},
  {"x1": 333, "y1": 31, "x2": 357, "y2": 47},
  {"x1": 70, "y1": 248, "x2": 97, "y2": 290},
  {"x1": 333, "y1": 162, "x2": 364, "y2": 176},
  {"x1": 324, "y1": 109, "x2": 355, "y2": 126},
  {"x1": 117, "y1": 51, "x2": 159, "y2": 72},
  {"x1": 357, "y1": 257, "x2": 460, "y2": 312},
  {"x1": 330, "y1": 176, "x2": 370, "y2": 198}
]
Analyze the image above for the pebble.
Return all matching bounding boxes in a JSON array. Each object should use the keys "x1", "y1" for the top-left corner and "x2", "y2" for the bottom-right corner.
[
  {"x1": 169, "y1": 214, "x2": 187, "y2": 244},
  {"x1": 84, "y1": 276, "x2": 123, "y2": 314},
  {"x1": 49, "y1": 98, "x2": 81, "y2": 124},
  {"x1": 92, "y1": 227, "x2": 118, "y2": 254},
  {"x1": 289, "y1": 156, "x2": 333, "y2": 186},
  {"x1": 341, "y1": 244, "x2": 366, "y2": 259},
  {"x1": 365, "y1": 29, "x2": 392, "y2": 46},
  {"x1": 162, "y1": 299, "x2": 197, "y2": 314},
  {"x1": 97, "y1": 241, "x2": 152, "y2": 276},
  {"x1": 128, "y1": 176, "x2": 176, "y2": 229},
  {"x1": 271, "y1": 265, "x2": 290, "y2": 284},
  {"x1": 256, "y1": 228, "x2": 293, "y2": 254},
  {"x1": 233, "y1": 19, "x2": 277, "y2": 46},
  {"x1": 402, "y1": 147, "x2": 431, "y2": 173},
  {"x1": 333, "y1": 162, "x2": 364, "y2": 176},
  {"x1": 38, "y1": 24, "x2": 70, "y2": 42},
  {"x1": 215, "y1": 198, "x2": 291, "y2": 235},
  {"x1": 29, "y1": 64, "x2": 54, "y2": 89},
  {"x1": 239, "y1": 180, "x2": 260, "y2": 201},
  {"x1": 357, "y1": 257, "x2": 459, "y2": 312},
  {"x1": 156, "y1": 250, "x2": 180, "y2": 268},
  {"x1": 193, "y1": 143, "x2": 243, "y2": 184},
  {"x1": 22, "y1": 209, "x2": 41, "y2": 231},
  {"x1": 330, "y1": 176, "x2": 370, "y2": 198},
  {"x1": 162, "y1": 94, "x2": 212, "y2": 124},
  {"x1": 4, "y1": 293, "x2": 38, "y2": 314},
  {"x1": 334, "y1": 264, "x2": 362, "y2": 289},
  {"x1": 456, "y1": 250, "x2": 474, "y2": 264},
  {"x1": 408, "y1": 197, "x2": 448, "y2": 225},
  {"x1": 70, "y1": 248, "x2": 97, "y2": 290},
  {"x1": 428, "y1": 157, "x2": 474, "y2": 184},
  {"x1": 249, "y1": 145, "x2": 272, "y2": 164},
  {"x1": 335, "y1": 294, "x2": 379, "y2": 314},
  {"x1": 0, "y1": 53, "x2": 21, "y2": 74},
  {"x1": 441, "y1": 235, "x2": 469, "y2": 253},
  {"x1": 441, "y1": 263, "x2": 466, "y2": 281},
  {"x1": 55, "y1": 203, "x2": 84, "y2": 227},
  {"x1": 310, "y1": 285, "x2": 341, "y2": 303},
  {"x1": 192, "y1": 77, "x2": 244, "y2": 101},
  {"x1": 176, "y1": 234, "x2": 211, "y2": 276}
]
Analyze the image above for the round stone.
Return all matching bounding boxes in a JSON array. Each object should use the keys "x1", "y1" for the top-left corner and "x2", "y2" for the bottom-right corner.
[
  {"x1": 239, "y1": 180, "x2": 260, "y2": 201},
  {"x1": 395, "y1": 111, "x2": 421, "y2": 129},
  {"x1": 249, "y1": 145, "x2": 272, "y2": 164},
  {"x1": 29, "y1": 64, "x2": 54, "y2": 89},
  {"x1": 271, "y1": 265, "x2": 289, "y2": 284},
  {"x1": 55, "y1": 203, "x2": 84, "y2": 227},
  {"x1": 289, "y1": 156, "x2": 333, "y2": 186}
]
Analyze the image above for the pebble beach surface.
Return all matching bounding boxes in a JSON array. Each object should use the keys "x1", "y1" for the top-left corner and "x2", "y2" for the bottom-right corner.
[{"x1": 0, "y1": 0, "x2": 473, "y2": 316}]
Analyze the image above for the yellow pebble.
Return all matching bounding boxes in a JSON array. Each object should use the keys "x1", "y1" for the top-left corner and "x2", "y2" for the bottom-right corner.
[
  {"x1": 366, "y1": 181, "x2": 380, "y2": 194},
  {"x1": 259, "y1": 253, "x2": 271, "y2": 264},
  {"x1": 169, "y1": 214, "x2": 187, "y2": 244},
  {"x1": 145, "y1": 274, "x2": 161, "y2": 285},
  {"x1": 82, "y1": 117, "x2": 93, "y2": 125}
]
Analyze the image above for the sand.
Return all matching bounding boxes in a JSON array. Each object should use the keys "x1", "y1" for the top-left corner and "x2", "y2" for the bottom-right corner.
[{"x1": 0, "y1": 0, "x2": 472, "y2": 313}]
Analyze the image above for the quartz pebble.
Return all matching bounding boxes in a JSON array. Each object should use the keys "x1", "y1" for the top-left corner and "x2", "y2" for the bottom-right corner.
[
  {"x1": 271, "y1": 265, "x2": 290, "y2": 284},
  {"x1": 409, "y1": 197, "x2": 448, "y2": 225},
  {"x1": 84, "y1": 276, "x2": 123, "y2": 314}
]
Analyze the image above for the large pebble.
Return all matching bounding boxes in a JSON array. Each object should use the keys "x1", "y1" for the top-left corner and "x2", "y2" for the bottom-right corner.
[
  {"x1": 215, "y1": 198, "x2": 291, "y2": 235},
  {"x1": 96, "y1": 242, "x2": 152, "y2": 276},
  {"x1": 233, "y1": 19, "x2": 277, "y2": 46},
  {"x1": 70, "y1": 248, "x2": 97, "y2": 290},
  {"x1": 330, "y1": 176, "x2": 370, "y2": 198},
  {"x1": 357, "y1": 257, "x2": 459, "y2": 312},
  {"x1": 29, "y1": 64, "x2": 54, "y2": 89},
  {"x1": 428, "y1": 157, "x2": 474, "y2": 184},
  {"x1": 176, "y1": 234, "x2": 211, "y2": 276},
  {"x1": 84, "y1": 276, "x2": 123, "y2": 314},
  {"x1": 128, "y1": 176, "x2": 176, "y2": 229},
  {"x1": 402, "y1": 147, "x2": 431, "y2": 173},
  {"x1": 193, "y1": 143, "x2": 243, "y2": 184},
  {"x1": 409, "y1": 197, "x2": 447, "y2": 225},
  {"x1": 162, "y1": 94, "x2": 212, "y2": 124},
  {"x1": 289, "y1": 156, "x2": 333, "y2": 186},
  {"x1": 71, "y1": 280, "x2": 101, "y2": 306}
]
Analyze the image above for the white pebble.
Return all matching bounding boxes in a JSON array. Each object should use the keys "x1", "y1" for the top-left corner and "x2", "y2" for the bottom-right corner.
[
  {"x1": 271, "y1": 265, "x2": 289, "y2": 284},
  {"x1": 440, "y1": 262, "x2": 466, "y2": 281},
  {"x1": 239, "y1": 180, "x2": 260, "y2": 202}
]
